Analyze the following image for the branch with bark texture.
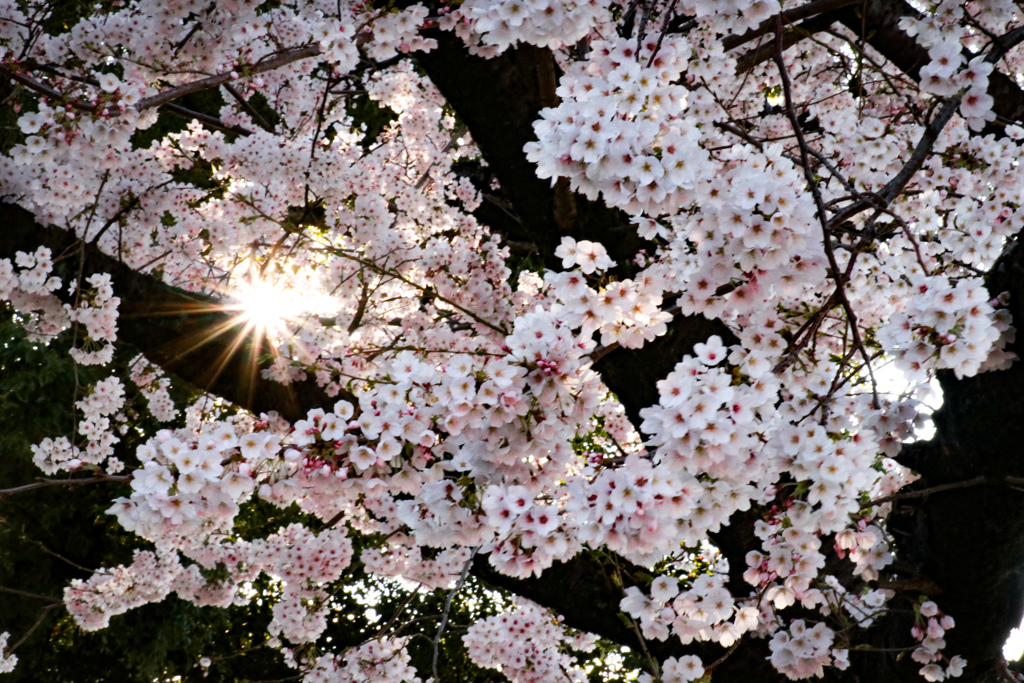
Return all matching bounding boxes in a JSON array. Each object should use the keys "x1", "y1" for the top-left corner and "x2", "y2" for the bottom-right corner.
[
  {"x1": 0, "y1": 474, "x2": 129, "y2": 499},
  {"x1": 0, "y1": 203, "x2": 335, "y2": 423}
]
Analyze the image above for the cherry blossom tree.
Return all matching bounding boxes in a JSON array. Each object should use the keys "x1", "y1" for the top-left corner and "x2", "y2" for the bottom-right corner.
[{"x1": 3, "y1": 0, "x2": 1024, "y2": 681}]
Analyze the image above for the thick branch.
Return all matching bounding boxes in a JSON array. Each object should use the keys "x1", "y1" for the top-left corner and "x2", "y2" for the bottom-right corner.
[
  {"x1": 833, "y1": 0, "x2": 1024, "y2": 127},
  {"x1": 135, "y1": 44, "x2": 322, "y2": 111},
  {"x1": 0, "y1": 202, "x2": 332, "y2": 422},
  {"x1": 721, "y1": 0, "x2": 860, "y2": 50},
  {"x1": 0, "y1": 474, "x2": 129, "y2": 498}
]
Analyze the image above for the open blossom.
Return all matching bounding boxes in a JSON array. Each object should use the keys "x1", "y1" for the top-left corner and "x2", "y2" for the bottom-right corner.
[
  {"x1": 661, "y1": 655, "x2": 704, "y2": 683},
  {"x1": 960, "y1": 88, "x2": 994, "y2": 122},
  {"x1": 97, "y1": 73, "x2": 121, "y2": 92},
  {"x1": 877, "y1": 275, "x2": 1003, "y2": 380},
  {"x1": 554, "y1": 236, "x2": 615, "y2": 274},
  {"x1": 694, "y1": 335, "x2": 727, "y2": 365}
]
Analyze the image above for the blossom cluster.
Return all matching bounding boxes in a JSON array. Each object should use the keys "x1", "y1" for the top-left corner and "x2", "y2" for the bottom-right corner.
[
  {"x1": 86, "y1": 423, "x2": 356, "y2": 644},
  {"x1": 0, "y1": 632, "x2": 16, "y2": 674},
  {"x1": 262, "y1": 524, "x2": 354, "y2": 644},
  {"x1": 0, "y1": 248, "x2": 119, "y2": 362},
  {"x1": 641, "y1": 654, "x2": 705, "y2": 683},
  {"x1": 899, "y1": 6, "x2": 996, "y2": 129},
  {"x1": 554, "y1": 236, "x2": 615, "y2": 274},
  {"x1": 766, "y1": 424, "x2": 881, "y2": 532},
  {"x1": 745, "y1": 504, "x2": 893, "y2": 623},
  {"x1": 67, "y1": 272, "x2": 120, "y2": 365},
  {"x1": 362, "y1": 4, "x2": 437, "y2": 62},
  {"x1": 526, "y1": 37, "x2": 710, "y2": 216},
  {"x1": 0, "y1": 246, "x2": 58, "y2": 296},
  {"x1": 768, "y1": 619, "x2": 845, "y2": 680},
  {"x1": 107, "y1": 428, "x2": 254, "y2": 547},
  {"x1": 568, "y1": 455, "x2": 705, "y2": 561},
  {"x1": 360, "y1": 545, "x2": 474, "y2": 590},
  {"x1": 448, "y1": 0, "x2": 613, "y2": 53},
  {"x1": 463, "y1": 600, "x2": 594, "y2": 683},
  {"x1": 691, "y1": 0, "x2": 783, "y2": 31},
  {"x1": 913, "y1": 601, "x2": 964, "y2": 682},
  {"x1": 641, "y1": 338, "x2": 779, "y2": 482},
  {"x1": 545, "y1": 269, "x2": 673, "y2": 349},
  {"x1": 834, "y1": 523, "x2": 893, "y2": 581},
  {"x1": 302, "y1": 637, "x2": 422, "y2": 683},
  {"x1": 0, "y1": 246, "x2": 66, "y2": 340},
  {"x1": 31, "y1": 376, "x2": 125, "y2": 474},
  {"x1": 64, "y1": 549, "x2": 183, "y2": 631},
  {"x1": 127, "y1": 354, "x2": 179, "y2": 422},
  {"x1": 620, "y1": 573, "x2": 760, "y2": 648},
  {"x1": 877, "y1": 275, "x2": 1002, "y2": 380}
]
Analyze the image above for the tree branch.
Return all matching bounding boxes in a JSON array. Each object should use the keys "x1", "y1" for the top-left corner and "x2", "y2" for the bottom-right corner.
[
  {"x1": 0, "y1": 203, "x2": 335, "y2": 422},
  {"x1": 134, "y1": 44, "x2": 322, "y2": 112},
  {"x1": 721, "y1": 0, "x2": 861, "y2": 51},
  {"x1": 0, "y1": 474, "x2": 129, "y2": 499}
]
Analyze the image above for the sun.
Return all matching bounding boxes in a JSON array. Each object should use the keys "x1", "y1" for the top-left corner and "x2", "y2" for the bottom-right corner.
[{"x1": 233, "y1": 277, "x2": 301, "y2": 332}]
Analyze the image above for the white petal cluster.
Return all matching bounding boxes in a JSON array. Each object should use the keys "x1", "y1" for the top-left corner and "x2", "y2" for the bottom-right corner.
[
  {"x1": 911, "y1": 601, "x2": 963, "y2": 681},
  {"x1": 64, "y1": 549, "x2": 183, "y2": 631},
  {"x1": 526, "y1": 37, "x2": 713, "y2": 216},
  {"x1": 361, "y1": 546, "x2": 474, "y2": 590},
  {"x1": 259, "y1": 523, "x2": 355, "y2": 644},
  {"x1": 0, "y1": 632, "x2": 16, "y2": 674},
  {"x1": 570, "y1": 456, "x2": 703, "y2": 559},
  {"x1": 128, "y1": 354, "x2": 179, "y2": 422},
  {"x1": 31, "y1": 376, "x2": 125, "y2": 474},
  {"x1": 451, "y1": 0, "x2": 613, "y2": 53},
  {"x1": 769, "y1": 619, "x2": 839, "y2": 680},
  {"x1": 641, "y1": 338, "x2": 779, "y2": 484},
  {"x1": 621, "y1": 572, "x2": 759, "y2": 647},
  {"x1": 766, "y1": 423, "x2": 880, "y2": 530},
  {"x1": 303, "y1": 637, "x2": 422, "y2": 683},
  {"x1": 900, "y1": 11, "x2": 995, "y2": 130},
  {"x1": 67, "y1": 272, "x2": 119, "y2": 365},
  {"x1": 878, "y1": 275, "x2": 1002, "y2": 379},
  {"x1": 362, "y1": 5, "x2": 437, "y2": 62},
  {"x1": 463, "y1": 600, "x2": 592, "y2": 683},
  {"x1": 0, "y1": 246, "x2": 67, "y2": 341}
]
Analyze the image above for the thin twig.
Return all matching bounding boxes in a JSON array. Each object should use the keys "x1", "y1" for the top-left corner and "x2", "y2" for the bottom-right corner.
[
  {"x1": 326, "y1": 245, "x2": 509, "y2": 335},
  {"x1": 3, "y1": 63, "x2": 256, "y2": 137},
  {"x1": 706, "y1": 640, "x2": 742, "y2": 672},
  {"x1": 2, "y1": 523, "x2": 95, "y2": 574},
  {"x1": 432, "y1": 548, "x2": 479, "y2": 683},
  {"x1": 223, "y1": 83, "x2": 275, "y2": 133},
  {"x1": 863, "y1": 476, "x2": 989, "y2": 508},
  {"x1": 375, "y1": 585, "x2": 423, "y2": 639},
  {"x1": 7, "y1": 603, "x2": 61, "y2": 654},
  {"x1": 163, "y1": 102, "x2": 255, "y2": 136},
  {"x1": 772, "y1": 17, "x2": 877, "y2": 404},
  {"x1": 415, "y1": 125, "x2": 468, "y2": 190},
  {"x1": 0, "y1": 585, "x2": 63, "y2": 603}
]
